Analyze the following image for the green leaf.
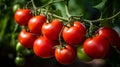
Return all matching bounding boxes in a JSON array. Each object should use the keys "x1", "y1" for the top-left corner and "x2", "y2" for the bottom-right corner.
[
  {"x1": 0, "y1": 14, "x2": 9, "y2": 38},
  {"x1": 93, "y1": 0, "x2": 107, "y2": 10}
]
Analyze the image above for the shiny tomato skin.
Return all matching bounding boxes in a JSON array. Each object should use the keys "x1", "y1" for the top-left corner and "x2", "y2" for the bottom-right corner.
[
  {"x1": 97, "y1": 27, "x2": 119, "y2": 46},
  {"x1": 28, "y1": 15, "x2": 46, "y2": 34},
  {"x1": 42, "y1": 19, "x2": 63, "y2": 41},
  {"x1": 62, "y1": 21, "x2": 86, "y2": 46},
  {"x1": 83, "y1": 35, "x2": 110, "y2": 59},
  {"x1": 55, "y1": 45, "x2": 77, "y2": 65},
  {"x1": 33, "y1": 36, "x2": 56, "y2": 58},
  {"x1": 18, "y1": 29, "x2": 36, "y2": 48},
  {"x1": 14, "y1": 9, "x2": 33, "y2": 26}
]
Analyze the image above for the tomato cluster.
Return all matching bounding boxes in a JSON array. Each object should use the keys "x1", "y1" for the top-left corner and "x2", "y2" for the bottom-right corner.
[{"x1": 14, "y1": 9, "x2": 120, "y2": 65}]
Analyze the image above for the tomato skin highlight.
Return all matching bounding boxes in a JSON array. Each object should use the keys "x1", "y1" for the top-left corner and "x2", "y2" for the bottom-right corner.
[
  {"x1": 33, "y1": 36, "x2": 56, "y2": 58},
  {"x1": 55, "y1": 45, "x2": 77, "y2": 65},
  {"x1": 62, "y1": 21, "x2": 86, "y2": 46},
  {"x1": 18, "y1": 29, "x2": 36, "y2": 48},
  {"x1": 42, "y1": 19, "x2": 63, "y2": 41},
  {"x1": 14, "y1": 9, "x2": 33, "y2": 26},
  {"x1": 28, "y1": 15, "x2": 46, "y2": 34},
  {"x1": 83, "y1": 35, "x2": 110, "y2": 59}
]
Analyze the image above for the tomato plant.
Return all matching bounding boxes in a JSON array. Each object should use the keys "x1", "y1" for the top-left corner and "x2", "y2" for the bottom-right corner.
[
  {"x1": 55, "y1": 45, "x2": 77, "y2": 65},
  {"x1": 62, "y1": 21, "x2": 86, "y2": 46},
  {"x1": 1, "y1": 0, "x2": 120, "y2": 66},
  {"x1": 14, "y1": 9, "x2": 33, "y2": 26},
  {"x1": 83, "y1": 35, "x2": 110, "y2": 59}
]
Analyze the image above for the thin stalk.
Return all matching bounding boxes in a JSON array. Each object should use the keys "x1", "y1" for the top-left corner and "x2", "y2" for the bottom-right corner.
[
  {"x1": 41, "y1": 0, "x2": 64, "y2": 8},
  {"x1": 31, "y1": 0, "x2": 37, "y2": 9}
]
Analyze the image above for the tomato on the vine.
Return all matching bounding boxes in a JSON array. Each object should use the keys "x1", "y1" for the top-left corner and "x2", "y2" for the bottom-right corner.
[
  {"x1": 77, "y1": 46, "x2": 92, "y2": 62},
  {"x1": 83, "y1": 35, "x2": 110, "y2": 59},
  {"x1": 15, "y1": 56, "x2": 25, "y2": 66},
  {"x1": 33, "y1": 36, "x2": 56, "y2": 58},
  {"x1": 55, "y1": 45, "x2": 77, "y2": 65},
  {"x1": 16, "y1": 42, "x2": 25, "y2": 52},
  {"x1": 14, "y1": 9, "x2": 33, "y2": 26},
  {"x1": 28, "y1": 15, "x2": 46, "y2": 34},
  {"x1": 62, "y1": 21, "x2": 86, "y2": 46},
  {"x1": 42, "y1": 19, "x2": 63, "y2": 41},
  {"x1": 13, "y1": 4, "x2": 21, "y2": 13},
  {"x1": 18, "y1": 29, "x2": 36, "y2": 48},
  {"x1": 97, "y1": 27, "x2": 119, "y2": 46}
]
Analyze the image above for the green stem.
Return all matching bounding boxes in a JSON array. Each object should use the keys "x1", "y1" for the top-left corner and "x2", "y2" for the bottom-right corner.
[
  {"x1": 31, "y1": 0, "x2": 37, "y2": 9},
  {"x1": 84, "y1": 11, "x2": 120, "y2": 23},
  {"x1": 39, "y1": 9, "x2": 68, "y2": 21},
  {"x1": 59, "y1": 26, "x2": 65, "y2": 47},
  {"x1": 41, "y1": 0, "x2": 64, "y2": 8},
  {"x1": 65, "y1": 4, "x2": 71, "y2": 18}
]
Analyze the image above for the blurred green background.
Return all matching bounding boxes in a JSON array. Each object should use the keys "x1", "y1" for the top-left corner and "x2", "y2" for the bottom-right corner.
[{"x1": 0, "y1": 0, "x2": 120, "y2": 67}]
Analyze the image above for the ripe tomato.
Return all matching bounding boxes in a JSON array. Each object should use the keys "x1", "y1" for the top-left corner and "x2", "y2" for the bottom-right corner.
[
  {"x1": 42, "y1": 19, "x2": 63, "y2": 41},
  {"x1": 83, "y1": 35, "x2": 110, "y2": 59},
  {"x1": 18, "y1": 29, "x2": 36, "y2": 48},
  {"x1": 97, "y1": 27, "x2": 119, "y2": 46},
  {"x1": 77, "y1": 46, "x2": 92, "y2": 62},
  {"x1": 62, "y1": 21, "x2": 86, "y2": 46},
  {"x1": 33, "y1": 36, "x2": 56, "y2": 58},
  {"x1": 28, "y1": 15, "x2": 46, "y2": 34},
  {"x1": 14, "y1": 9, "x2": 33, "y2": 26},
  {"x1": 55, "y1": 45, "x2": 77, "y2": 65}
]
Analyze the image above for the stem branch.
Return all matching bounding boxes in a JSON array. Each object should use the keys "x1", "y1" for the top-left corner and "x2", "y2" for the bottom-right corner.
[
  {"x1": 84, "y1": 11, "x2": 120, "y2": 23},
  {"x1": 31, "y1": 0, "x2": 37, "y2": 9},
  {"x1": 41, "y1": 0, "x2": 64, "y2": 8}
]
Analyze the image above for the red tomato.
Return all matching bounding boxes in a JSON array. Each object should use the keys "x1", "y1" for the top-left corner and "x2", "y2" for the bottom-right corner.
[
  {"x1": 62, "y1": 21, "x2": 86, "y2": 46},
  {"x1": 55, "y1": 45, "x2": 77, "y2": 65},
  {"x1": 28, "y1": 15, "x2": 46, "y2": 34},
  {"x1": 18, "y1": 29, "x2": 36, "y2": 48},
  {"x1": 83, "y1": 35, "x2": 110, "y2": 59},
  {"x1": 97, "y1": 27, "x2": 119, "y2": 46},
  {"x1": 14, "y1": 9, "x2": 33, "y2": 26},
  {"x1": 42, "y1": 19, "x2": 63, "y2": 41},
  {"x1": 33, "y1": 36, "x2": 56, "y2": 58}
]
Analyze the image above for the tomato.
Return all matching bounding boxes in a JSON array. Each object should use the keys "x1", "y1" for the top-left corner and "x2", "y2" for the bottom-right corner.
[
  {"x1": 16, "y1": 42, "x2": 25, "y2": 52},
  {"x1": 62, "y1": 21, "x2": 86, "y2": 46},
  {"x1": 97, "y1": 27, "x2": 119, "y2": 46},
  {"x1": 18, "y1": 29, "x2": 36, "y2": 48},
  {"x1": 42, "y1": 19, "x2": 63, "y2": 41},
  {"x1": 15, "y1": 56, "x2": 25, "y2": 66},
  {"x1": 55, "y1": 45, "x2": 77, "y2": 65},
  {"x1": 14, "y1": 9, "x2": 33, "y2": 26},
  {"x1": 77, "y1": 46, "x2": 92, "y2": 62},
  {"x1": 33, "y1": 36, "x2": 56, "y2": 58},
  {"x1": 83, "y1": 35, "x2": 110, "y2": 59},
  {"x1": 28, "y1": 15, "x2": 46, "y2": 34},
  {"x1": 13, "y1": 4, "x2": 21, "y2": 13}
]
